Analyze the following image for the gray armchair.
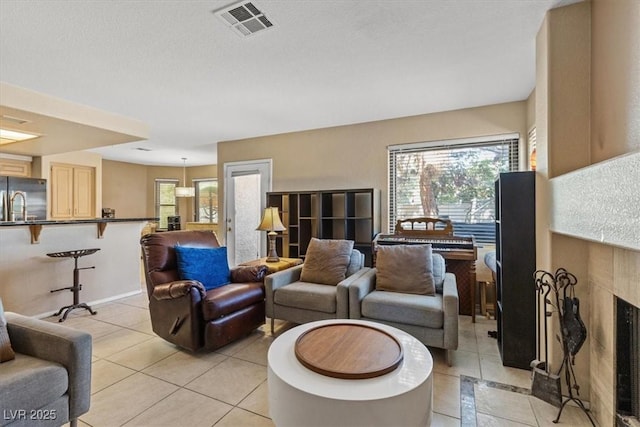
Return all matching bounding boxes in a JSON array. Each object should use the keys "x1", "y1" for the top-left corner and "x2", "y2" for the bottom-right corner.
[
  {"x1": 265, "y1": 238, "x2": 369, "y2": 333},
  {"x1": 1, "y1": 312, "x2": 92, "y2": 427},
  {"x1": 349, "y1": 249, "x2": 459, "y2": 365}
]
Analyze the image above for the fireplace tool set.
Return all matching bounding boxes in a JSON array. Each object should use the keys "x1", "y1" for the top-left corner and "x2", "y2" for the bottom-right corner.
[{"x1": 532, "y1": 268, "x2": 595, "y2": 426}]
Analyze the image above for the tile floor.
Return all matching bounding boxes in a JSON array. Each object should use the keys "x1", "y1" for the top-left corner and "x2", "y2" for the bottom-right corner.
[{"x1": 47, "y1": 292, "x2": 597, "y2": 427}]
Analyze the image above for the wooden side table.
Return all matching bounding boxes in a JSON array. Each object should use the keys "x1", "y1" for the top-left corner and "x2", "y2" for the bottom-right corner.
[{"x1": 239, "y1": 257, "x2": 303, "y2": 274}]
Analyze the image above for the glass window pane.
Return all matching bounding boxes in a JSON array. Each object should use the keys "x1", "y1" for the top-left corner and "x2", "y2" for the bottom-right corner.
[
  {"x1": 159, "y1": 182, "x2": 176, "y2": 204},
  {"x1": 158, "y1": 206, "x2": 176, "y2": 229},
  {"x1": 155, "y1": 179, "x2": 178, "y2": 229},
  {"x1": 389, "y1": 138, "x2": 518, "y2": 243},
  {"x1": 196, "y1": 180, "x2": 218, "y2": 223}
]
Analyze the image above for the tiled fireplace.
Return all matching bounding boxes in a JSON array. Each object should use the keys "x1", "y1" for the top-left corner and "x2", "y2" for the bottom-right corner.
[
  {"x1": 617, "y1": 297, "x2": 639, "y2": 425},
  {"x1": 589, "y1": 244, "x2": 640, "y2": 426},
  {"x1": 550, "y1": 152, "x2": 640, "y2": 426}
]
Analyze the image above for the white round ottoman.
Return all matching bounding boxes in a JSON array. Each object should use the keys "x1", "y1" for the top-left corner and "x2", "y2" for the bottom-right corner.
[{"x1": 268, "y1": 319, "x2": 433, "y2": 427}]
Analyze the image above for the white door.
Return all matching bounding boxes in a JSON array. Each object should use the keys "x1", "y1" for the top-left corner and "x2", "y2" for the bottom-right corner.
[{"x1": 223, "y1": 160, "x2": 272, "y2": 266}]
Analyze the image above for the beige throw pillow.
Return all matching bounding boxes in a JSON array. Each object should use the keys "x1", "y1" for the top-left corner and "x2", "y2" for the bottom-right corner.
[
  {"x1": 300, "y1": 238, "x2": 354, "y2": 285},
  {"x1": 0, "y1": 298, "x2": 16, "y2": 362},
  {"x1": 375, "y1": 244, "x2": 436, "y2": 295}
]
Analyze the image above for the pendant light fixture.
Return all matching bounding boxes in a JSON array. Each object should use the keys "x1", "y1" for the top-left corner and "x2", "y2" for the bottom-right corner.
[{"x1": 175, "y1": 157, "x2": 195, "y2": 198}]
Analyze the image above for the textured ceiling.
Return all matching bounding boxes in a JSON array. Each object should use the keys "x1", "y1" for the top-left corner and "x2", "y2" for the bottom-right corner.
[{"x1": 0, "y1": 0, "x2": 580, "y2": 166}]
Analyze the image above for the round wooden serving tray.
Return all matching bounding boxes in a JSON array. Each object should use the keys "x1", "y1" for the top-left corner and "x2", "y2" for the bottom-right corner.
[{"x1": 294, "y1": 323, "x2": 403, "y2": 379}]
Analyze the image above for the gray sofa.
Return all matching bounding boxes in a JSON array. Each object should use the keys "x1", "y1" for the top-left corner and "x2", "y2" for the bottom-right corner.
[
  {"x1": 349, "y1": 252, "x2": 459, "y2": 365},
  {"x1": 1, "y1": 312, "x2": 92, "y2": 427}
]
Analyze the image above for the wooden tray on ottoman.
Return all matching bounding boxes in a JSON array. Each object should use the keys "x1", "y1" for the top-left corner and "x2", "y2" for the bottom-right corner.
[{"x1": 294, "y1": 323, "x2": 403, "y2": 379}]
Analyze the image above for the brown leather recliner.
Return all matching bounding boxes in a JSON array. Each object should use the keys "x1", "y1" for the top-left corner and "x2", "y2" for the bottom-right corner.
[{"x1": 140, "y1": 230, "x2": 267, "y2": 352}]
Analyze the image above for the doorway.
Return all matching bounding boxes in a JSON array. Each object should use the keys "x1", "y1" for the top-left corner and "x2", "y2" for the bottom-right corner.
[{"x1": 223, "y1": 159, "x2": 272, "y2": 266}]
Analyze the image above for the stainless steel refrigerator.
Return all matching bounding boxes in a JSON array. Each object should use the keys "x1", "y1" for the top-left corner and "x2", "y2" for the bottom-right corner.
[{"x1": 0, "y1": 176, "x2": 47, "y2": 221}]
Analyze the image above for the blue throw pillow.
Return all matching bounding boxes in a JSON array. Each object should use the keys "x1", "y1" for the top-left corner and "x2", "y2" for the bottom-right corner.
[{"x1": 175, "y1": 246, "x2": 230, "y2": 291}]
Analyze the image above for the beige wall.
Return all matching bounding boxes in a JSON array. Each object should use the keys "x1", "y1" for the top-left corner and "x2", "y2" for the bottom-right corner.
[
  {"x1": 535, "y1": 1, "x2": 592, "y2": 395},
  {"x1": 102, "y1": 160, "x2": 148, "y2": 217},
  {"x1": 591, "y1": 0, "x2": 640, "y2": 161},
  {"x1": 218, "y1": 101, "x2": 528, "y2": 235},
  {"x1": 101, "y1": 161, "x2": 217, "y2": 226}
]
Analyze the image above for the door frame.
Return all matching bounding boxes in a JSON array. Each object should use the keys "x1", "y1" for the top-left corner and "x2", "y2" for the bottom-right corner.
[{"x1": 222, "y1": 159, "x2": 272, "y2": 264}]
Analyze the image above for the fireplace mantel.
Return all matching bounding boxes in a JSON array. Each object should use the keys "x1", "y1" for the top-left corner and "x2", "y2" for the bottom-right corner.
[{"x1": 550, "y1": 151, "x2": 640, "y2": 252}]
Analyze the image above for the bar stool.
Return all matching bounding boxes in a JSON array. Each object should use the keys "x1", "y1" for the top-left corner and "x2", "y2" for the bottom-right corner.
[{"x1": 48, "y1": 248, "x2": 100, "y2": 322}]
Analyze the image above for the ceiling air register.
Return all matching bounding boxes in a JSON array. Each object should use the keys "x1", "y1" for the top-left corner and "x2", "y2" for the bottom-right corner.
[{"x1": 215, "y1": 1, "x2": 273, "y2": 37}]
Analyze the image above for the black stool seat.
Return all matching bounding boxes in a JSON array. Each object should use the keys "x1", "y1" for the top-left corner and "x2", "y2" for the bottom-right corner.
[
  {"x1": 47, "y1": 248, "x2": 100, "y2": 259},
  {"x1": 48, "y1": 248, "x2": 101, "y2": 322}
]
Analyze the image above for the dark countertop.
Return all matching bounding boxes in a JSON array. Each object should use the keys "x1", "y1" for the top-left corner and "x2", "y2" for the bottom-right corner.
[{"x1": 0, "y1": 217, "x2": 158, "y2": 227}]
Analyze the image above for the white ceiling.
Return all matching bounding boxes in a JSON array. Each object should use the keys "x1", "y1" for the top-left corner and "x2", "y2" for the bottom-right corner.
[{"x1": 0, "y1": 0, "x2": 580, "y2": 166}]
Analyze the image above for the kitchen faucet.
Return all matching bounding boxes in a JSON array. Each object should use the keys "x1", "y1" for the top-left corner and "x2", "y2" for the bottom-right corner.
[{"x1": 9, "y1": 191, "x2": 27, "y2": 221}]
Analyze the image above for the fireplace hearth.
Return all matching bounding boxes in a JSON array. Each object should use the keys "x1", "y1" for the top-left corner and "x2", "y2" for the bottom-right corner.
[{"x1": 617, "y1": 297, "x2": 640, "y2": 426}]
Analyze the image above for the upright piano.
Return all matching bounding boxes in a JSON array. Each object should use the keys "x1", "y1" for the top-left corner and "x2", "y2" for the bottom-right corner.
[{"x1": 372, "y1": 217, "x2": 478, "y2": 319}]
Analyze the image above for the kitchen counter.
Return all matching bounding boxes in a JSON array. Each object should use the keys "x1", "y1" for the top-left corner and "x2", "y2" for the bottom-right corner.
[
  {"x1": 0, "y1": 218, "x2": 156, "y2": 316},
  {"x1": 0, "y1": 217, "x2": 158, "y2": 243},
  {"x1": 0, "y1": 217, "x2": 157, "y2": 226}
]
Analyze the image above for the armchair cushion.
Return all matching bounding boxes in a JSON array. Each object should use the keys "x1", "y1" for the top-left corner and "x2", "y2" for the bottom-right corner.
[
  {"x1": 375, "y1": 245, "x2": 436, "y2": 295},
  {"x1": 1, "y1": 353, "x2": 69, "y2": 415},
  {"x1": 175, "y1": 245, "x2": 230, "y2": 291},
  {"x1": 433, "y1": 253, "x2": 446, "y2": 293},
  {"x1": 346, "y1": 249, "x2": 364, "y2": 277},
  {"x1": 274, "y1": 282, "x2": 338, "y2": 314},
  {"x1": 0, "y1": 299, "x2": 15, "y2": 362},
  {"x1": 362, "y1": 291, "x2": 444, "y2": 328},
  {"x1": 301, "y1": 238, "x2": 354, "y2": 285}
]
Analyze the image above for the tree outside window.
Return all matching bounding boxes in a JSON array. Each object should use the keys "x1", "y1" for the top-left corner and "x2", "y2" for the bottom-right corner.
[
  {"x1": 389, "y1": 138, "x2": 519, "y2": 243},
  {"x1": 195, "y1": 179, "x2": 218, "y2": 223}
]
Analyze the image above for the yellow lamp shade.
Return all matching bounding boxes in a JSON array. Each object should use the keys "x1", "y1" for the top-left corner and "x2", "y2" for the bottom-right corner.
[{"x1": 256, "y1": 207, "x2": 286, "y2": 232}]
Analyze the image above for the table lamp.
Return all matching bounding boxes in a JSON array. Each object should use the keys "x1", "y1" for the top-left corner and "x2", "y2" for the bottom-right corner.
[{"x1": 257, "y1": 207, "x2": 286, "y2": 262}]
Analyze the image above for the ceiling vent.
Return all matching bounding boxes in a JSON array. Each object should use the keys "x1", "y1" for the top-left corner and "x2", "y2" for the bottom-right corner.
[
  {"x1": 1, "y1": 115, "x2": 30, "y2": 125},
  {"x1": 214, "y1": 1, "x2": 274, "y2": 37}
]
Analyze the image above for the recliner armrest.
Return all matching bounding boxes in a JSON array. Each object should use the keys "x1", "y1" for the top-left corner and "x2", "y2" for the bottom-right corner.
[
  {"x1": 6, "y1": 312, "x2": 92, "y2": 421},
  {"x1": 230, "y1": 265, "x2": 268, "y2": 283},
  {"x1": 152, "y1": 280, "x2": 206, "y2": 300}
]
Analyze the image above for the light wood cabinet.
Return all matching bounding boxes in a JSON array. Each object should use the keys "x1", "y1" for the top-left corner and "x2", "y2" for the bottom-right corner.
[
  {"x1": 73, "y1": 166, "x2": 95, "y2": 218},
  {"x1": 50, "y1": 163, "x2": 95, "y2": 219},
  {"x1": 0, "y1": 159, "x2": 31, "y2": 177}
]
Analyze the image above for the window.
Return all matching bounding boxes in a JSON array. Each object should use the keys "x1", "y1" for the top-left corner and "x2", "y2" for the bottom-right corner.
[
  {"x1": 195, "y1": 179, "x2": 218, "y2": 223},
  {"x1": 155, "y1": 179, "x2": 179, "y2": 229},
  {"x1": 388, "y1": 134, "x2": 519, "y2": 243}
]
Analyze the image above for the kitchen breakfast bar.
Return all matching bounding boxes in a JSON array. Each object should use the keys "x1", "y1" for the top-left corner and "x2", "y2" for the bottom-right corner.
[{"x1": 0, "y1": 218, "x2": 156, "y2": 316}]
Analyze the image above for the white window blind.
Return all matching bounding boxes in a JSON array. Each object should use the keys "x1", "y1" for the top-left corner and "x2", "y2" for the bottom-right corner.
[{"x1": 388, "y1": 134, "x2": 520, "y2": 243}]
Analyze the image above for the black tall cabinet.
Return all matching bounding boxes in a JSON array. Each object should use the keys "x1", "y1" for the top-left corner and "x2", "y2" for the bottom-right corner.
[{"x1": 495, "y1": 172, "x2": 536, "y2": 369}]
